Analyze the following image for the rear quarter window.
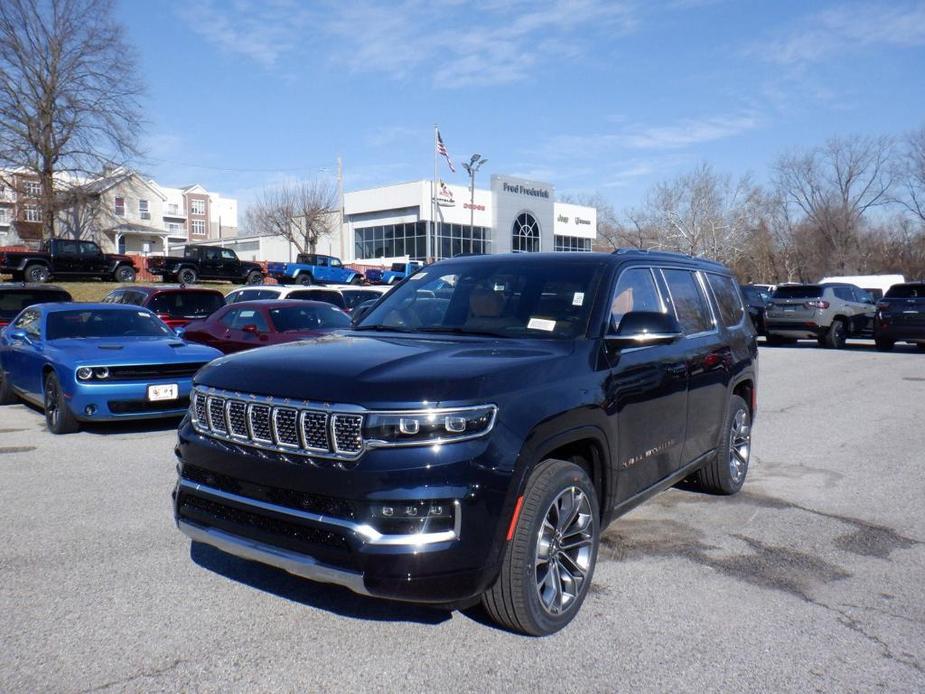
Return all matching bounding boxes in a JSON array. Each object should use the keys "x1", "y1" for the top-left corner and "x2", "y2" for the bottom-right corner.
[{"x1": 706, "y1": 273, "x2": 745, "y2": 327}]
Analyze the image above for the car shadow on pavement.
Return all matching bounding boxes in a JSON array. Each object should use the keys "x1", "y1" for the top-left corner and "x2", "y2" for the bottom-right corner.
[{"x1": 190, "y1": 541, "x2": 453, "y2": 626}]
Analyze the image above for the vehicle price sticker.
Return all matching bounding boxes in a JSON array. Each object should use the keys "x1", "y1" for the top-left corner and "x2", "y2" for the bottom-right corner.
[
  {"x1": 572, "y1": 292, "x2": 585, "y2": 306},
  {"x1": 409, "y1": 272, "x2": 427, "y2": 281},
  {"x1": 527, "y1": 317, "x2": 556, "y2": 332},
  {"x1": 147, "y1": 384, "x2": 178, "y2": 402}
]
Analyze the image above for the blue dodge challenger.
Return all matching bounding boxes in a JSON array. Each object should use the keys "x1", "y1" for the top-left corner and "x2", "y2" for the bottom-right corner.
[{"x1": 0, "y1": 303, "x2": 222, "y2": 434}]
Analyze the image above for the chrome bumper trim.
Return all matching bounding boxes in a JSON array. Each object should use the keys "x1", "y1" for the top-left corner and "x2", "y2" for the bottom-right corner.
[
  {"x1": 178, "y1": 520, "x2": 370, "y2": 595},
  {"x1": 178, "y1": 479, "x2": 461, "y2": 546}
]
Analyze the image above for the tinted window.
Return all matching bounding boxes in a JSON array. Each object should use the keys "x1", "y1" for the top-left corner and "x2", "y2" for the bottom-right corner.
[
  {"x1": 833, "y1": 286, "x2": 854, "y2": 302},
  {"x1": 268, "y1": 305, "x2": 351, "y2": 332},
  {"x1": 13, "y1": 308, "x2": 41, "y2": 337},
  {"x1": 885, "y1": 284, "x2": 925, "y2": 299},
  {"x1": 46, "y1": 310, "x2": 172, "y2": 339},
  {"x1": 57, "y1": 240, "x2": 79, "y2": 255},
  {"x1": 220, "y1": 249, "x2": 236, "y2": 260},
  {"x1": 706, "y1": 273, "x2": 745, "y2": 327},
  {"x1": 662, "y1": 269, "x2": 713, "y2": 334},
  {"x1": 340, "y1": 290, "x2": 382, "y2": 310},
  {"x1": 288, "y1": 290, "x2": 346, "y2": 309},
  {"x1": 220, "y1": 307, "x2": 269, "y2": 331},
  {"x1": 390, "y1": 263, "x2": 405, "y2": 272},
  {"x1": 773, "y1": 285, "x2": 822, "y2": 299},
  {"x1": 741, "y1": 286, "x2": 767, "y2": 304},
  {"x1": 610, "y1": 267, "x2": 664, "y2": 329},
  {"x1": 0, "y1": 289, "x2": 71, "y2": 319},
  {"x1": 359, "y1": 259, "x2": 606, "y2": 339},
  {"x1": 227, "y1": 289, "x2": 278, "y2": 303},
  {"x1": 79, "y1": 241, "x2": 100, "y2": 255},
  {"x1": 149, "y1": 291, "x2": 224, "y2": 318},
  {"x1": 852, "y1": 287, "x2": 874, "y2": 303}
]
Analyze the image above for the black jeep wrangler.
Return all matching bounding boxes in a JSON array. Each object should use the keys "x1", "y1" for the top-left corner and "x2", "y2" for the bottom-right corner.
[{"x1": 174, "y1": 251, "x2": 757, "y2": 635}]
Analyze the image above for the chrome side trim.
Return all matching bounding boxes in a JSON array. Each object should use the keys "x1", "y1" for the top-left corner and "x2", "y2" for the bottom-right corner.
[
  {"x1": 178, "y1": 479, "x2": 461, "y2": 546},
  {"x1": 178, "y1": 520, "x2": 371, "y2": 596}
]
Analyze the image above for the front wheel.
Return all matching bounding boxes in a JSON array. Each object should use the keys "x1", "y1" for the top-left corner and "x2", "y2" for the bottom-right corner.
[
  {"x1": 245, "y1": 270, "x2": 263, "y2": 285},
  {"x1": 113, "y1": 265, "x2": 136, "y2": 283},
  {"x1": 482, "y1": 459, "x2": 599, "y2": 636},
  {"x1": 44, "y1": 372, "x2": 79, "y2": 434},
  {"x1": 696, "y1": 394, "x2": 751, "y2": 495},
  {"x1": 178, "y1": 267, "x2": 197, "y2": 285}
]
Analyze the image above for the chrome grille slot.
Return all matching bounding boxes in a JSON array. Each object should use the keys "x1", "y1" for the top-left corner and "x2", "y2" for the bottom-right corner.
[
  {"x1": 193, "y1": 392, "x2": 208, "y2": 427},
  {"x1": 207, "y1": 397, "x2": 227, "y2": 433},
  {"x1": 272, "y1": 407, "x2": 300, "y2": 447},
  {"x1": 332, "y1": 414, "x2": 363, "y2": 454},
  {"x1": 226, "y1": 401, "x2": 248, "y2": 438},
  {"x1": 300, "y1": 411, "x2": 329, "y2": 451},
  {"x1": 248, "y1": 404, "x2": 272, "y2": 442}
]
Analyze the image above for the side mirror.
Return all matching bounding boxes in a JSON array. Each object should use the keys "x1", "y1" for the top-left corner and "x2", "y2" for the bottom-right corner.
[
  {"x1": 606, "y1": 311, "x2": 683, "y2": 347},
  {"x1": 9, "y1": 328, "x2": 33, "y2": 345},
  {"x1": 351, "y1": 302, "x2": 376, "y2": 325}
]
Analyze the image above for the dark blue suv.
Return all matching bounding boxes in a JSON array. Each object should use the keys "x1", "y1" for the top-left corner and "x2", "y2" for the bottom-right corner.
[{"x1": 174, "y1": 251, "x2": 758, "y2": 635}]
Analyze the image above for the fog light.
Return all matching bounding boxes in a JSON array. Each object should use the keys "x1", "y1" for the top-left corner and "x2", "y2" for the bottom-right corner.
[{"x1": 84, "y1": 404, "x2": 97, "y2": 416}]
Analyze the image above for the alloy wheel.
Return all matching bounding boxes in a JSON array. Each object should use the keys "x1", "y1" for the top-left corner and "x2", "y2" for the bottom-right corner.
[
  {"x1": 45, "y1": 380, "x2": 60, "y2": 429},
  {"x1": 534, "y1": 486, "x2": 594, "y2": 616},
  {"x1": 728, "y1": 408, "x2": 751, "y2": 483}
]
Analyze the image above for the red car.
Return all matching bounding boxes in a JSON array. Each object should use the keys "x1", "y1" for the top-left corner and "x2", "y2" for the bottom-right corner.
[
  {"x1": 180, "y1": 300, "x2": 351, "y2": 354},
  {"x1": 101, "y1": 285, "x2": 226, "y2": 330},
  {"x1": 0, "y1": 284, "x2": 73, "y2": 328}
]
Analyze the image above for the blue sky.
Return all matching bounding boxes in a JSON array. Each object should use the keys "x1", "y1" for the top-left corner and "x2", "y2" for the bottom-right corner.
[{"x1": 119, "y1": 0, "x2": 925, "y2": 212}]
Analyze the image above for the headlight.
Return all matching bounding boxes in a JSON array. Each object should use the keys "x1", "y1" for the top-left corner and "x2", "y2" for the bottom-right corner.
[
  {"x1": 76, "y1": 366, "x2": 110, "y2": 381},
  {"x1": 94, "y1": 367, "x2": 110, "y2": 379},
  {"x1": 76, "y1": 367, "x2": 93, "y2": 380},
  {"x1": 364, "y1": 405, "x2": 497, "y2": 447}
]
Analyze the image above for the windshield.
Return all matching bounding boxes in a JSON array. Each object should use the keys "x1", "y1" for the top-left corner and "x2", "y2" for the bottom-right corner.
[
  {"x1": 340, "y1": 290, "x2": 382, "y2": 310},
  {"x1": 47, "y1": 309, "x2": 174, "y2": 339},
  {"x1": 884, "y1": 284, "x2": 925, "y2": 299},
  {"x1": 0, "y1": 290, "x2": 71, "y2": 320},
  {"x1": 149, "y1": 291, "x2": 224, "y2": 317},
  {"x1": 268, "y1": 305, "x2": 351, "y2": 332},
  {"x1": 356, "y1": 259, "x2": 605, "y2": 338},
  {"x1": 773, "y1": 285, "x2": 822, "y2": 299}
]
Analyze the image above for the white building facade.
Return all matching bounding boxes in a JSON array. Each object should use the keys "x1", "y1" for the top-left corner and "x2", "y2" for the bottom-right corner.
[{"x1": 318, "y1": 175, "x2": 596, "y2": 263}]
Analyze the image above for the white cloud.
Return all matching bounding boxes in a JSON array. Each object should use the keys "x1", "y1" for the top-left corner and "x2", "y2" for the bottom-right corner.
[{"x1": 751, "y1": 2, "x2": 925, "y2": 64}]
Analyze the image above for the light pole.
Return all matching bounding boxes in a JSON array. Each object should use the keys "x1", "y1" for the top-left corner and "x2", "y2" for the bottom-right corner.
[{"x1": 461, "y1": 154, "x2": 487, "y2": 254}]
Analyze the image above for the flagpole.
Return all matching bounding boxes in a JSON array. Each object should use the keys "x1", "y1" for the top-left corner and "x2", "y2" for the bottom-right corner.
[{"x1": 430, "y1": 124, "x2": 437, "y2": 263}]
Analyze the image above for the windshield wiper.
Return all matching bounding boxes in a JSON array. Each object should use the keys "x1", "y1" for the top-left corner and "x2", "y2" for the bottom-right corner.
[
  {"x1": 416, "y1": 327, "x2": 508, "y2": 338},
  {"x1": 353, "y1": 324, "x2": 419, "y2": 333}
]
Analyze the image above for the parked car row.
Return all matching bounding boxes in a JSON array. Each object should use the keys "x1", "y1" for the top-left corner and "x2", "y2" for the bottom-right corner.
[{"x1": 741, "y1": 280, "x2": 925, "y2": 351}]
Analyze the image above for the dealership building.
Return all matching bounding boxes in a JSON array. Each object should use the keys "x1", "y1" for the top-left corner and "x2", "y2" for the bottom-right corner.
[{"x1": 318, "y1": 174, "x2": 597, "y2": 263}]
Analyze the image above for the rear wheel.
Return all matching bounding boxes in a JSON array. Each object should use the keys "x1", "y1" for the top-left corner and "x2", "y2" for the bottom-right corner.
[
  {"x1": 824, "y1": 319, "x2": 847, "y2": 349},
  {"x1": 178, "y1": 267, "x2": 197, "y2": 285},
  {"x1": 0, "y1": 367, "x2": 17, "y2": 405},
  {"x1": 245, "y1": 270, "x2": 263, "y2": 285},
  {"x1": 298, "y1": 273, "x2": 313, "y2": 286},
  {"x1": 44, "y1": 372, "x2": 79, "y2": 434},
  {"x1": 875, "y1": 338, "x2": 894, "y2": 352},
  {"x1": 114, "y1": 265, "x2": 136, "y2": 283},
  {"x1": 482, "y1": 459, "x2": 599, "y2": 636},
  {"x1": 696, "y1": 395, "x2": 751, "y2": 495},
  {"x1": 25, "y1": 263, "x2": 50, "y2": 283},
  {"x1": 765, "y1": 334, "x2": 794, "y2": 346}
]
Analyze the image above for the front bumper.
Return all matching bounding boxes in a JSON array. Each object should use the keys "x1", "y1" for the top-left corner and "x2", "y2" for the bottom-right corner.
[
  {"x1": 68, "y1": 378, "x2": 194, "y2": 420},
  {"x1": 173, "y1": 420, "x2": 522, "y2": 604}
]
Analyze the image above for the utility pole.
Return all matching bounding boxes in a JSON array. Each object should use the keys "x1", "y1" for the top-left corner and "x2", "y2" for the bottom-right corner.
[
  {"x1": 337, "y1": 156, "x2": 345, "y2": 260},
  {"x1": 461, "y1": 154, "x2": 487, "y2": 254}
]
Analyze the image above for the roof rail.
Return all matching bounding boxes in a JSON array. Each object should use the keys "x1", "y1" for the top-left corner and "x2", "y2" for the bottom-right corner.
[{"x1": 610, "y1": 248, "x2": 726, "y2": 267}]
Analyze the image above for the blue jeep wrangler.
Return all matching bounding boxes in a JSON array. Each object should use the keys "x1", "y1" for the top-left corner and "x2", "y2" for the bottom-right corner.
[
  {"x1": 365, "y1": 261, "x2": 424, "y2": 285},
  {"x1": 267, "y1": 254, "x2": 362, "y2": 286}
]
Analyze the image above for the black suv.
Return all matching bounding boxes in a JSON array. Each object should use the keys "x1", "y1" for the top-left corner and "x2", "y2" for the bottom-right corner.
[{"x1": 174, "y1": 252, "x2": 758, "y2": 635}]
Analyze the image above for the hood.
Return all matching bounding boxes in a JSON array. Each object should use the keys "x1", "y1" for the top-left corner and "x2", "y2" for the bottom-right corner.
[
  {"x1": 47, "y1": 337, "x2": 221, "y2": 365},
  {"x1": 194, "y1": 332, "x2": 576, "y2": 407}
]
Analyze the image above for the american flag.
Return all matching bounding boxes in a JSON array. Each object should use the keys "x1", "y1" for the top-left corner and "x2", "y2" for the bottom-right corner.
[{"x1": 436, "y1": 130, "x2": 456, "y2": 173}]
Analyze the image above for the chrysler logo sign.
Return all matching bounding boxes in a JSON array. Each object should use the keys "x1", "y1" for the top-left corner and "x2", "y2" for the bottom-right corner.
[{"x1": 502, "y1": 182, "x2": 550, "y2": 199}]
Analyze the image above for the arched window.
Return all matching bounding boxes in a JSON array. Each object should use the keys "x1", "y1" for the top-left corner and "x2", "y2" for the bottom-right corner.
[{"x1": 512, "y1": 213, "x2": 540, "y2": 252}]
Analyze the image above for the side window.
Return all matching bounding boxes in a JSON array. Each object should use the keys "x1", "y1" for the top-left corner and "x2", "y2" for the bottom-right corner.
[
  {"x1": 205, "y1": 248, "x2": 220, "y2": 261},
  {"x1": 219, "y1": 308, "x2": 240, "y2": 329},
  {"x1": 124, "y1": 292, "x2": 145, "y2": 306},
  {"x1": 662, "y1": 269, "x2": 713, "y2": 335},
  {"x1": 833, "y1": 286, "x2": 853, "y2": 302},
  {"x1": 706, "y1": 273, "x2": 745, "y2": 327},
  {"x1": 79, "y1": 241, "x2": 100, "y2": 256},
  {"x1": 853, "y1": 287, "x2": 873, "y2": 304},
  {"x1": 610, "y1": 267, "x2": 664, "y2": 329},
  {"x1": 317, "y1": 256, "x2": 329, "y2": 267},
  {"x1": 102, "y1": 292, "x2": 122, "y2": 304},
  {"x1": 220, "y1": 249, "x2": 236, "y2": 260},
  {"x1": 330, "y1": 258, "x2": 342, "y2": 268},
  {"x1": 14, "y1": 309, "x2": 41, "y2": 338},
  {"x1": 228, "y1": 308, "x2": 269, "y2": 331},
  {"x1": 58, "y1": 240, "x2": 79, "y2": 255}
]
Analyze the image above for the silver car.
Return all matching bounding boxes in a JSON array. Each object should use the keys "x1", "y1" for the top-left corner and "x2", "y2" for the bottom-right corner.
[{"x1": 765, "y1": 283, "x2": 875, "y2": 348}]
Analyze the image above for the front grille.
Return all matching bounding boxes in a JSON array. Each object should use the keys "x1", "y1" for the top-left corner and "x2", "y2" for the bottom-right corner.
[
  {"x1": 107, "y1": 363, "x2": 206, "y2": 381},
  {"x1": 191, "y1": 389, "x2": 365, "y2": 461}
]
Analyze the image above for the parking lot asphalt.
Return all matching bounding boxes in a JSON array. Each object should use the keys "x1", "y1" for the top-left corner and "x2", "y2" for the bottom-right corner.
[{"x1": 1, "y1": 340, "x2": 923, "y2": 693}]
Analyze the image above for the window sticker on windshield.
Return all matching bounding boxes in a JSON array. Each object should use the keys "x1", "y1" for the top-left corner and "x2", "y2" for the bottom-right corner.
[
  {"x1": 137, "y1": 312, "x2": 151, "y2": 318},
  {"x1": 494, "y1": 283, "x2": 506, "y2": 291},
  {"x1": 572, "y1": 292, "x2": 585, "y2": 307},
  {"x1": 528, "y1": 317, "x2": 556, "y2": 332},
  {"x1": 409, "y1": 272, "x2": 427, "y2": 281}
]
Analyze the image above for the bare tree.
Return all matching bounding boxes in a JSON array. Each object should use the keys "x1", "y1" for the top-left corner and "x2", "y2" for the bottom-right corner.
[
  {"x1": 0, "y1": 0, "x2": 143, "y2": 239},
  {"x1": 773, "y1": 135, "x2": 894, "y2": 273},
  {"x1": 244, "y1": 179, "x2": 339, "y2": 254},
  {"x1": 896, "y1": 125, "x2": 925, "y2": 226}
]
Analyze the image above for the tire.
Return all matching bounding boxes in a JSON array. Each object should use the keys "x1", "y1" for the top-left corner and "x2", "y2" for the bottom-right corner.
[
  {"x1": 482, "y1": 459, "x2": 599, "y2": 636},
  {"x1": 765, "y1": 334, "x2": 793, "y2": 346},
  {"x1": 298, "y1": 273, "x2": 313, "y2": 286},
  {"x1": 875, "y1": 338, "x2": 894, "y2": 352},
  {"x1": 178, "y1": 267, "x2": 197, "y2": 285},
  {"x1": 0, "y1": 366, "x2": 17, "y2": 405},
  {"x1": 696, "y1": 394, "x2": 750, "y2": 495},
  {"x1": 245, "y1": 270, "x2": 263, "y2": 286},
  {"x1": 25, "y1": 263, "x2": 50, "y2": 283},
  {"x1": 824, "y1": 318, "x2": 847, "y2": 349},
  {"x1": 917, "y1": 343, "x2": 925, "y2": 353},
  {"x1": 44, "y1": 372, "x2": 79, "y2": 434},
  {"x1": 113, "y1": 265, "x2": 136, "y2": 283}
]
